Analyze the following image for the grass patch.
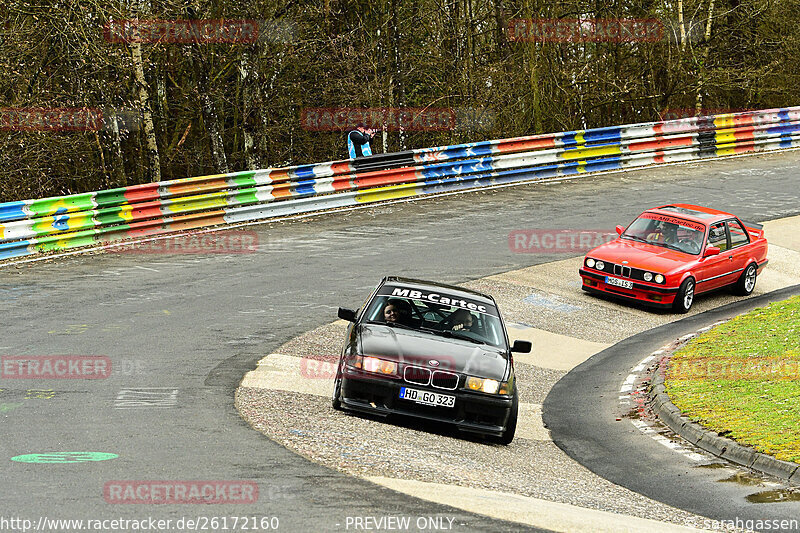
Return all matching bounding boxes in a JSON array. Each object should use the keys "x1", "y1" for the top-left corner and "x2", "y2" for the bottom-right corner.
[{"x1": 665, "y1": 295, "x2": 800, "y2": 463}]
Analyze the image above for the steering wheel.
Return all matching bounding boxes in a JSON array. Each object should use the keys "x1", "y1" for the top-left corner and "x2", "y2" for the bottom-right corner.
[{"x1": 678, "y1": 239, "x2": 700, "y2": 254}]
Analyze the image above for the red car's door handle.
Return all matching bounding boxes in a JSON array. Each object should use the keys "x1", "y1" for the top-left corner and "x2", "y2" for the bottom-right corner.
[{"x1": 728, "y1": 255, "x2": 734, "y2": 260}]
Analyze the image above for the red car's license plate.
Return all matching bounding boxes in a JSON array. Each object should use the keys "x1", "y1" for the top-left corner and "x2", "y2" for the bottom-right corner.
[{"x1": 605, "y1": 276, "x2": 633, "y2": 289}]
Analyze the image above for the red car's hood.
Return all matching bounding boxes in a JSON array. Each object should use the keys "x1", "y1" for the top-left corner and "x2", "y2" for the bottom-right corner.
[{"x1": 587, "y1": 238, "x2": 695, "y2": 273}]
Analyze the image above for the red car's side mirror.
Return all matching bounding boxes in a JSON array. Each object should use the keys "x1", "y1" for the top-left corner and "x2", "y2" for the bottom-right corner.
[
  {"x1": 704, "y1": 246, "x2": 721, "y2": 257},
  {"x1": 615, "y1": 225, "x2": 625, "y2": 236}
]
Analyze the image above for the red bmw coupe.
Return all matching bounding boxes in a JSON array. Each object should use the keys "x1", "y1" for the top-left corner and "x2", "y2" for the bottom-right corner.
[{"x1": 579, "y1": 205, "x2": 768, "y2": 312}]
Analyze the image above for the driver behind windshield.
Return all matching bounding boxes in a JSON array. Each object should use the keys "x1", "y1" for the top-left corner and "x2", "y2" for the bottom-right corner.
[
  {"x1": 449, "y1": 309, "x2": 475, "y2": 332},
  {"x1": 647, "y1": 221, "x2": 678, "y2": 245}
]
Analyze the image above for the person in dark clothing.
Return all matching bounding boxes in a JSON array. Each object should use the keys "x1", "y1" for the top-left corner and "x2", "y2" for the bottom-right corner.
[
  {"x1": 382, "y1": 298, "x2": 413, "y2": 326},
  {"x1": 347, "y1": 124, "x2": 376, "y2": 158}
]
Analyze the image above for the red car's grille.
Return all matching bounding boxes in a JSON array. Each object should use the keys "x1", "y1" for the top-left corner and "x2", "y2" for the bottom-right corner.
[{"x1": 613, "y1": 264, "x2": 632, "y2": 278}]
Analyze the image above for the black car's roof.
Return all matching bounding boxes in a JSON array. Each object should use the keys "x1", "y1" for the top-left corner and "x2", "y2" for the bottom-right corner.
[{"x1": 382, "y1": 276, "x2": 496, "y2": 306}]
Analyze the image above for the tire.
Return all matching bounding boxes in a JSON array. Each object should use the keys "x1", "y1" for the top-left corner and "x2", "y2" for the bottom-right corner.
[
  {"x1": 733, "y1": 263, "x2": 757, "y2": 296},
  {"x1": 493, "y1": 393, "x2": 518, "y2": 445},
  {"x1": 331, "y1": 376, "x2": 343, "y2": 411},
  {"x1": 673, "y1": 277, "x2": 695, "y2": 313}
]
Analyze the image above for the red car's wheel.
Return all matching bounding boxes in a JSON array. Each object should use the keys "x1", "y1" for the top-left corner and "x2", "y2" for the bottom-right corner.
[
  {"x1": 733, "y1": 263, "x2": 758, "y2": 296},
  {"x1": 673, "y1": 277, "x2": 695, "y2": 313}
]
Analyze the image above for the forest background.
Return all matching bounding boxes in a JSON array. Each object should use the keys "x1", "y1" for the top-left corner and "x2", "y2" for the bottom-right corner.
[{"x1": 1, "y1": 0, "x2": 798, "y2": 201}]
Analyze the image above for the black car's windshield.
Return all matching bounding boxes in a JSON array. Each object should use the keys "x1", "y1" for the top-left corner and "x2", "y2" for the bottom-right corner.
[
  {"x1": 622, "y1": 214, "x2": 706, "y2": 255},
  {"x1": 363, "y1": 285, "x2": 506, "y2": 349}
]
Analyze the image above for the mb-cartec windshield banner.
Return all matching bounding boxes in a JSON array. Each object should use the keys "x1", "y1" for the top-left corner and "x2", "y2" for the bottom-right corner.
[
  {"x1": 640, "y1": 213, "x2": 705, "y2": 232},
  {"x1": 379, "y1": 285, "x2": 498, "y2": 316}
]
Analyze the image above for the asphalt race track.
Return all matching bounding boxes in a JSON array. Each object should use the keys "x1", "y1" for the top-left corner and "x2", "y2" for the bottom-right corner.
[
  {"x1": 543, "y1": 284, "x2": 800, "y2": 525},
  {"x1": 2, "y1": 150, "x2": 800, "y2": 532}
]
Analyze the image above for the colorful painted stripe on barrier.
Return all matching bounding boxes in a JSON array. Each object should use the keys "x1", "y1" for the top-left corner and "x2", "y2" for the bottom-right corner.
[{"x1": 1, "y1": 107, "x2": 799, "y2": 261}]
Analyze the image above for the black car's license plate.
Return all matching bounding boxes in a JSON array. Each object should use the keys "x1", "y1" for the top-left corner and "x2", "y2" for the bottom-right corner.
[{"x1": 399, "y1": 387, "x2": 455, "y2": 408}]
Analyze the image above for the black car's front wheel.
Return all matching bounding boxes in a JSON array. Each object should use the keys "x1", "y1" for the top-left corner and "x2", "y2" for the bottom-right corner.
[
  {"x1": 492, "y1": 393, "x2": 518, "y2": 445},
  {"x1": 331, "y1": 375, "x2": 343, "y2": 410}
]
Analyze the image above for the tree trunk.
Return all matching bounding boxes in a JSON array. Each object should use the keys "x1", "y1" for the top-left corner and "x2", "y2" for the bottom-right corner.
[
  {"x1": 695, "y1": 0, "x2": 716, "y2": 113},
  {"x1": 239, "y1": 51, "x2": 259, "y2": 170},
  {"x1": 131, "y1": 41, "x2": 161, "y2": 181}
]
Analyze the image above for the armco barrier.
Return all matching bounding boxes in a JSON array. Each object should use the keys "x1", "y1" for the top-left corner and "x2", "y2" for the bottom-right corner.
[{"x1": 1, "y1": 107, "x2": 799, "y2": 260}]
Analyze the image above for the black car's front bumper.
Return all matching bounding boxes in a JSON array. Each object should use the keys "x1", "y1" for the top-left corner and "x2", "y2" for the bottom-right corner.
[{"x1": 340, "y1": 367, "x2": 513, "y2": 437}]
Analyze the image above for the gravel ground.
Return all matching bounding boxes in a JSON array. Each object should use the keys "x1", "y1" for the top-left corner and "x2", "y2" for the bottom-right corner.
[
  {"x1": 236, "y1": 386, "x2": 727, "y2": 529},
  {"x1": 232, "y1": 262, "x2": 767, "y2": 530}
]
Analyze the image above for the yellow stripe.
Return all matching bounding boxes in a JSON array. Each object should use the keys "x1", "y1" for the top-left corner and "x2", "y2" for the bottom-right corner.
[
  {"x1": 356, "y1": 183, "x2": 419, "y2": 203},
  {"x1": 117, "y1": 205, "x2": 134, "y2": 222},
  {"x1": 713, "y1": 114, "x2": 735, "y2": 128},
  {"x1": 166, "y1": 191, "x2": 228, "y2": 213},
  {"x1": 715, "y1": 132, "x2": 738, "y2": 144},
  {"x1": 574, "y1": 131, "x2": 585, "y2": 145},
  {"x1": 560, "y1": 145, "x2": 621, "y2": 160}
]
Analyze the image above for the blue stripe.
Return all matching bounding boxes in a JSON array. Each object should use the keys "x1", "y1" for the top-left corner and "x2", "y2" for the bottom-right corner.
[
  {"x1": 293, "y1": 165, "x2": 317, "y2": 180},
  {"x1": 293, "y1": 180, "x2": 318, "y2": 196},
  {"x1": 583, "y1": 127, "x2": 622, "y2": 144},
  {"x1": 0, "y1": 201, "x2": 28, "y2": 223},
  {"x1": 0, "y1": 240, "x2": 32, "y2": 260}
]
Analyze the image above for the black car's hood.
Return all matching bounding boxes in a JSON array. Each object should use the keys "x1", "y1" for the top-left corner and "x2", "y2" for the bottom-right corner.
[{"x1": 357, "y1": 323, "x2": 509, "y2": 380}]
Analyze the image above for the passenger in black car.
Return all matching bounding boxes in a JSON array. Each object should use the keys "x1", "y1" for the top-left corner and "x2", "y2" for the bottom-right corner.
[{"x1": 383, "y1": 298, "x2": 413, "y2": 326}]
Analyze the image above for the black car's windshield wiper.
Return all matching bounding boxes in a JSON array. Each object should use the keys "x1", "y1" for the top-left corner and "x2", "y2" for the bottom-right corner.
[
  {"x1": 365, "y1": 320, "x2": 418, "y2": 331},
  {"x1": 434, "y1": 329, "x2": 485, "y2": 345}
]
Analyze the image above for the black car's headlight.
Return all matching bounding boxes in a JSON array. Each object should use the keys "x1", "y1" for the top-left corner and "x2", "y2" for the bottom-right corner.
[
  {"x1": 350, "y1": 355, "x2": 398, "y2": 376},
  {"x1": 464, "y1": 376, "x2": 513, "y2": 395}
]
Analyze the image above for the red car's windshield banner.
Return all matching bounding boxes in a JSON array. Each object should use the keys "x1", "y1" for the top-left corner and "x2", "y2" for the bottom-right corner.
[{"x1": 640, "y1": 212, "x2": 706, "y2": 232}]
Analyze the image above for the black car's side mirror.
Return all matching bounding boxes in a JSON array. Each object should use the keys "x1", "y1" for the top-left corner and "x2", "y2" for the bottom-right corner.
[
  {"x1": 511, "y1": 340, "x2": 532, "y2": 353},
  {"x1": 338, "y1": 307, "x2": 357, "y2": 322}
]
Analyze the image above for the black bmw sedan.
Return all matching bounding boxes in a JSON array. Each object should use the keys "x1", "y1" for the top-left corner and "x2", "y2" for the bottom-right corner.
[{"x1": 333, "y1": 276, "x2": 531, "y2": 444}]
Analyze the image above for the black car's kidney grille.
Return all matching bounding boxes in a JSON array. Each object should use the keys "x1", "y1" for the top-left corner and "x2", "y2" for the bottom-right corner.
[
  {"x1": 431, "y1": 371, "x2": 459, "y2": 390},
  {"x1": 403, "y1": 366, "x2": 431, "y2": 386}
]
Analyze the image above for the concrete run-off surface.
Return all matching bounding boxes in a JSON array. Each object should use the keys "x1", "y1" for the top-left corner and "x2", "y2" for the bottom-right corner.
[{"x1": 236, "y1": 214, "x2": 800, "y2": 532}]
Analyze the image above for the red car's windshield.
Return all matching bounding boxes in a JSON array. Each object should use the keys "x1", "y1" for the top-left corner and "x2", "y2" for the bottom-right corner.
[{"x1": 622, "y1": 214, "x2": 705, "y2": 255}]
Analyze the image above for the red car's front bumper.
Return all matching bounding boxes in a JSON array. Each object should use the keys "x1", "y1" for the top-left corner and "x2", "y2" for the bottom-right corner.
[{"x1": 579, "y1": 268, "x2": 679, "y2": 309}]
